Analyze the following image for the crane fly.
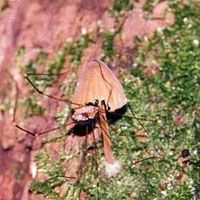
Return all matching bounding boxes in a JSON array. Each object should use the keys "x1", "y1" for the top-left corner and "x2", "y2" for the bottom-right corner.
[
  {"x1": 70, "y1": 60, "x2": 127, "y2": 177},
  {"x1": 15, "y1": 59, "x2": 130, "y2": 180}
]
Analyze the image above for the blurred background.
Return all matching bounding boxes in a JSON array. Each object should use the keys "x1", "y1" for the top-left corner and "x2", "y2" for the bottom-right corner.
[{"x1": 0, "y1": 0, "x2": 199, "y2": 199}]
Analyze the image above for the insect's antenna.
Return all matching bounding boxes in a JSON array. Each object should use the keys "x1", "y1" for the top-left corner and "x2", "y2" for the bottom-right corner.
[
  {"x1": 24, "y1": 74, "x2": 83, "y2": 107},
  {"x1": 127, "y1": 103, "x2": 150, "y2": 135},
  {"x1": 92, "y1": 59, "x2": 113, "y2": 106}
]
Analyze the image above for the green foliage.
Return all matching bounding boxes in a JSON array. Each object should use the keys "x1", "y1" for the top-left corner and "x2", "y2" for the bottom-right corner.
[
  {"x1": 102, "y1": 31, "x2": 117, "y2": 60},
  {"x1": 23, "y1": 97, "x2": 45, "y2": 117},
  {"x1": 143, "y1": 0, "x2": 161, "y2": 12},
  {"x1": 24, "y1": 34, "x2": 91, "y2": 85},
  {"x1": 111, "y1": 0, "x2": 134, "y2": 18},
  {"x1": 24, "y1": 50, "x2": 65, "y2": 89},
  {"x1": 124, "y1": 2, "x2": 200, "y2": 199},
  {"x1": 48, "y1": 52, "x2": 65, "y2": 74},
  {"x1": 65, "y1": 34, "x2": 91, "y2": 65},
  {"x1": 135, "y1": 3, "x2": 200, "y2": 111},
  {"x1": 31, "y1": 150, "x2": 68, "y2": 199}
]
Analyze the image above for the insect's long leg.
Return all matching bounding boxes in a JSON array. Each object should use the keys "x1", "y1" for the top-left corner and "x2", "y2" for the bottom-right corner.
[
  {"x1": 24, "y1": 75, "x2": 83, "y2": 107},
  {"x1": 15, "y1": 121, "x2": 75, "y2": 136},
  {"x1": 26, "y1": 72, "x2": 68, "y2": 76},
  {"x1": 76, "y1": 126, "x2": 89, "y2": 183},
  {"x1": 90, "y1": 125, "x2": 100, "y2": 200},
  {"x1": 110, "y1": 111, "x2": 156, "y2": 122},
  {"x1": 135, "y1": 156, "x2": 158, "y2": 164},
  {"x1": 13, "y1": 72, "x2": 80, "y2": 139},
  {"x1": 127, "y1": 103, "x2": 150, "y2": 135},
  {"x1": 91, "y1": 124, "x2": 99, "y2": 175}
]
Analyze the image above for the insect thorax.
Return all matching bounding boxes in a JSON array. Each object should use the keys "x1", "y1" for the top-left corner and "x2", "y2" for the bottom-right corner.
[{"x1": 71, "y1": 99, "x2": 126, "y2": 135}]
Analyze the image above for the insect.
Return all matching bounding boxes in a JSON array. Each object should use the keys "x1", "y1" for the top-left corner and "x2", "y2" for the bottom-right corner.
[
  {"x1": 70, "y1": 59, "x2": 127, "y2": 177},
  {"x1": 15, "y1": 59, "x2": 128, "y2": 178}
]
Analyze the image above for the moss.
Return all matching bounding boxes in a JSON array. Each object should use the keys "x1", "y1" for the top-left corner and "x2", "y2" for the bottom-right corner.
[
  {"x1": 31, "y1": 182, "x2": 59, "y2": 198},
  {"x1": 134, "y1": 3, "x2": 200, "y2": 111},
  {"x1": 25, "y1": 1, "x2": 200, "y2": 199},
  {"x1": 111, "y1": 0, "x2": 134, "y2": 18},
  {"x1": 102, "y1": 31, "x2": 117, "y2": 60},
  {"x1": 23, "y1": 97, "x2": 45, "y2": 117},
  {"x1": 65, "y1": 34, "x2": 91, "y2": 66},
  {"x1": 125, "y1": 1, "x2": 200, "y2": 199},
  {"x1": 142, "y1": 0, "x2": 163, "y2": 13},
  {"x1": 31, "y1": 150, "x2": 67, "y2": 199}
]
